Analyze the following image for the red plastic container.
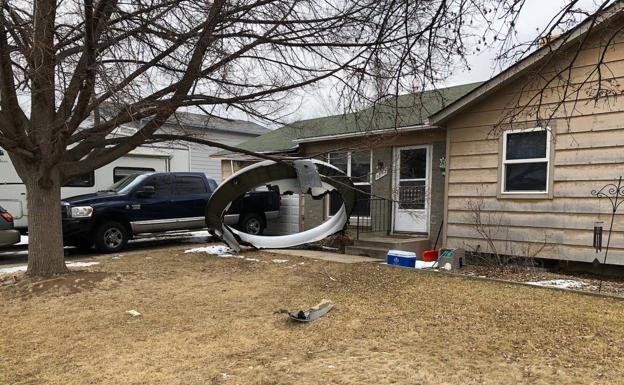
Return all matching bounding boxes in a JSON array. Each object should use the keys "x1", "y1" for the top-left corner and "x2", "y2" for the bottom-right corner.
[{"x1": 422, "y1": 249, "x2": 439, "y2": 262}]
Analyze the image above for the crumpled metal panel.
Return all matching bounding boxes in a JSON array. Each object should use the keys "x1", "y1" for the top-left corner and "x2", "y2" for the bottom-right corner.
[{"x1": 205, "y1": 159, "x2": 355, "y2": 251}]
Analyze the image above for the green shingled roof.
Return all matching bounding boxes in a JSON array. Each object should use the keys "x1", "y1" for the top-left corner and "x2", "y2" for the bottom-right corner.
[
  {"x1": 295, "y1": 82, "x2": 483, "y2": 140},
  {"x1": 214, "y1": 82, "x2": 482, "y2": 158},
  {"x1": 213, "y1": 124, "x2": 300, "y2": 158}
]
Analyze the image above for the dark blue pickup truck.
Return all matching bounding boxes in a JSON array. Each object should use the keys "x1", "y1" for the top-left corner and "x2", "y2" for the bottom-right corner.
[{"x1": 61, "y1": 172, "x2": 280, "y2": 252}]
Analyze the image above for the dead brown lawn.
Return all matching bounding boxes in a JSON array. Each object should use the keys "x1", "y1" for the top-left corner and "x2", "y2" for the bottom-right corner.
[{"x1": 1, "y1": 246, "x2": 624, "y2": 385}]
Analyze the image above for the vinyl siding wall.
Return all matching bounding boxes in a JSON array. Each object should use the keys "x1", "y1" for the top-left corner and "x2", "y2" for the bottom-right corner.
[
  {"x1": 187, "y1": 130, "x2": 259, "y2": 182},
  {"x1": 444, "y1": 24, "x2": 624, "y2": 265}
]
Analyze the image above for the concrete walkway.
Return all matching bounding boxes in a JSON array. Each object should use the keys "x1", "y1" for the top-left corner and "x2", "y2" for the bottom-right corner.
[{"x1": 265, "y1": 249, "x2": 380, "y2": 264}]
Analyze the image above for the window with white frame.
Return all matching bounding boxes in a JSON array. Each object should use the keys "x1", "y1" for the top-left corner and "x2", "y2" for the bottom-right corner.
[
  {"x1": 327, "y1": 150, "x2": 371, "y2": 217},
  {"x1": 501, "y1": 128, "x2": 550, "y2": 193}
]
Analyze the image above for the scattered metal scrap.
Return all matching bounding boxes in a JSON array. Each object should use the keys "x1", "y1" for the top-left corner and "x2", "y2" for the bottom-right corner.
[
  {"x1": 288, "y1": 299, "x2": 334, "y2": 322},
  {"x1": 206, "y1": 159, "x2": 355, "y2": 251}
]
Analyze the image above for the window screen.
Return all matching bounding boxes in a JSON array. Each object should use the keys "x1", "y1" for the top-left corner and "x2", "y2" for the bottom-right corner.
[
  {"x1": 350, "y1": 151, "x2": 371, "y2": 183},
  {"x1": 502, "y1": 129, "x2": 549, "y2": 193},
  {"x1": 327, "y1": 150, "x2": 371, "y2": 217},
  {"x1": 328, "y1": 152, "x2": 348, "y2": 174}
]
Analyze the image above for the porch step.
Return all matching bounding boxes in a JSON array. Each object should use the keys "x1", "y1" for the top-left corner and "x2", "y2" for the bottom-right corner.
[
  {"x1": 344, "y1": 245, "x2": 395, "y2": 259},
  {"x1": 345, "y1": 236, "x2": 430, "y2": 260}
]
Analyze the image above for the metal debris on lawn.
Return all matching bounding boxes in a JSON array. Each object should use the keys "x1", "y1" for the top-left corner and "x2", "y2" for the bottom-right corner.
[
  {"x1": 126, "y1": 309, "x2": 141, "y2": 317},
  {"x1": 205, "y1": 159, "x2": 356, "y2": 252},
  {"x1": 288, "y1": 299, "x2": 334, "y2": 322}
]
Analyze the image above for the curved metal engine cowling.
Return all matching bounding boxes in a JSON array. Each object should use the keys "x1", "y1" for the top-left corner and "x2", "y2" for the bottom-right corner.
[{"x1": 205, "y1": 159, "x2": 356, "y2": 252}]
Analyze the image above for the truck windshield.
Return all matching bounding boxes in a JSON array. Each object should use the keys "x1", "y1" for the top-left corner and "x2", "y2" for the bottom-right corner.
[{"x1": 103, "y1": 174, "x2": 146, "y2": 193}]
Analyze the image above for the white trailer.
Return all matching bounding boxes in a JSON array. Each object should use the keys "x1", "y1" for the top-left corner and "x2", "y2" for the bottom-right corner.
[{"x1": 0, "y1": 144, "x2": 190, "y2": 230}]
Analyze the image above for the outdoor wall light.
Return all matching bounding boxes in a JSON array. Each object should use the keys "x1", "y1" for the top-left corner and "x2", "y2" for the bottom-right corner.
[{"x1": 439, "y1": 156, "x2": 447, "y2": 176}]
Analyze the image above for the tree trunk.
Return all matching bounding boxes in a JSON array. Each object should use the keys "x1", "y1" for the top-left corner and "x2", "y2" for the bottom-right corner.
[{"x1": 24, "y1": 175, "x2": 68, "y2": 276}]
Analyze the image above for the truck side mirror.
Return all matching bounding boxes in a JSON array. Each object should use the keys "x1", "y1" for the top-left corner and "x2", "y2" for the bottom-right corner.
[{"x1": 136, "y1": 185, "x2": 156, "y2": 197}]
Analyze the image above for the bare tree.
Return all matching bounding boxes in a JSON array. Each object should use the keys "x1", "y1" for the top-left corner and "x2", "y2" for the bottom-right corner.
[
  {"x1": 0, "y1": 0, "x2": 504, "y2": 276},
  {"x1": 0, "y1": 0, "x2": 607, "y2": 276}
]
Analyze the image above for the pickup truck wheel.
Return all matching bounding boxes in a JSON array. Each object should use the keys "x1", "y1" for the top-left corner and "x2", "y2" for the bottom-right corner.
[
  {"x1": 94, "y1": 221, "x2": 128, "y2": 253},
  {"x1": 240, "y1": 213, "x2": 265, "y2": 235}
]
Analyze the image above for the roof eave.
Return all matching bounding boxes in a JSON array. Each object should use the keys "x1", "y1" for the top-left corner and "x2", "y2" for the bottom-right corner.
[
  {"x1": 429, "y1": 2, "x2": 624, "y2": 125},
  {"x1": 293, "y1": 123, "x2": 437, "y2": 144},
  {"x1": 210, "y1": 145, "x2": 299, "y2": 160}
]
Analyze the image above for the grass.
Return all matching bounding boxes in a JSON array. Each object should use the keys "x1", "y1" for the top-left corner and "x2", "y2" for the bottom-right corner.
[{"x1": 1, "y1": 245, "x2": 624, "y2": 384}]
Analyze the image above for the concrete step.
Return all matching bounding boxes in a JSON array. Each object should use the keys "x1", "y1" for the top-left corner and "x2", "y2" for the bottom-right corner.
[
  {"x1": 354, "y1": 236, "x2": 429, "y2": 252},
  {"x1": 344, "y1": 245, "x2": 391, "y2": 259}
]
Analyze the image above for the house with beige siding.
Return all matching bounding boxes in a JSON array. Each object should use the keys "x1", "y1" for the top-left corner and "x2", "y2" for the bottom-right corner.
[
  {"x1": 213, "y1": 83, "x2": 481, "y2": 254},
  {"x1": 215, "y1": 2, "x2": 624, "y2": 267},
  {"x1": 430, "y1": 1, "x2": 624, "y2": 266}
]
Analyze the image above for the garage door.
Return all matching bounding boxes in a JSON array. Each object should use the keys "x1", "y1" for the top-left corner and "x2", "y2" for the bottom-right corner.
[{"x1": 265, "y1": 194, "x2": 301, "y2": 235}]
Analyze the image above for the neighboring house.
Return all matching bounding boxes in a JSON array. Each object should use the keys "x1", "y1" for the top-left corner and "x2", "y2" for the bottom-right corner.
[
  {"x1": 158, "y1": 112, "x2": 270, "y2": 182},
  {"x1": 215, "y1": 3, "x2": 624, "y2": 267},
  {"x1": 98, "y1": 104, "x2": 270, "y2": 183}
]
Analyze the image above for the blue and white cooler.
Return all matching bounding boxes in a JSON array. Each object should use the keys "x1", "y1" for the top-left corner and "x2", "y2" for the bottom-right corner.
[{"x1": 386, "y1": 249, "x2": 417, "y2": 268}]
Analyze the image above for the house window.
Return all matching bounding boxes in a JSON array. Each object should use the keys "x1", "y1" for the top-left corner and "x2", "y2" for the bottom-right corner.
[
  {"x1": 328, "y1": 151, "x2": 371, "y2": 217},
  {"x1": 501, "y1": 128, "x2": 550, "y2": 193}
]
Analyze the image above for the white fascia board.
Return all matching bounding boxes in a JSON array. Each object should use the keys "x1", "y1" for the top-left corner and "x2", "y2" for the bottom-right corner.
[{"x1": 293, "y1": 124, "x2": 436, "y2": 144}]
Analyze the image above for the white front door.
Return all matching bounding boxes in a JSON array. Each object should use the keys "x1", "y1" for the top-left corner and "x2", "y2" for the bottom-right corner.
[{"x1": 393, "y1": 145, "x2": 430, "y2": 233}]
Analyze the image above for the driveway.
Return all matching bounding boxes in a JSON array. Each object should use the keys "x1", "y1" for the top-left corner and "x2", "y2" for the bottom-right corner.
[{"x1": 0, "y1": 230, "x2": 213, "y2": 268}]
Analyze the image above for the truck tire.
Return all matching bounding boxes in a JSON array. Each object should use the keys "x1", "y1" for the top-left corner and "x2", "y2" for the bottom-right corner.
[
  {"x1": 239, "y1": 213, "x2": 265, "y2": 235},
  {"x1": 94, "y1": 221, "x2": 129, "y2": 253}
]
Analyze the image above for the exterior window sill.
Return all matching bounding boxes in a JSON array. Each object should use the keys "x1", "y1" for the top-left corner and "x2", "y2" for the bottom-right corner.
[{"x1": 497, "y1": 192, "x2": 553, "y2": 200}]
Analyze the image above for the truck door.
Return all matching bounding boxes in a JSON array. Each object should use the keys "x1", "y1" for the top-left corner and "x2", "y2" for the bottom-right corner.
[
  {"x1": 170, "y1": 174, "x2": 211, "y2": 229},
  {"x1": 129, "y1": 174, "x2": 174, "y2": 233}
]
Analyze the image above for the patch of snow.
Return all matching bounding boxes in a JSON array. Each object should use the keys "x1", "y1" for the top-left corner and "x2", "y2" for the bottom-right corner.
[
  {"x1": 244, "y1": 258, "x2": 259, "y2": 262},
  {"x1": 185, "y1": 245, "x2": 234, "y2": 257},
  {"x1": 525, "y1": 279, "x2": 586, "y2": 289},
  {"x1": 414, "y1": 261, "x2": 437, "y2": 269},
  {"x1": 272, "y1": 259, "x2": 289, "y2": 264},
  {"x1": 0, "y1": 265, "x2": 27, "y2": 274},
  {"x1": 0, "y1": 261, "x2": 99, "y2": 275},
  {"x1": 66, "y1": 261, "x2": 100, "y2": 268}
]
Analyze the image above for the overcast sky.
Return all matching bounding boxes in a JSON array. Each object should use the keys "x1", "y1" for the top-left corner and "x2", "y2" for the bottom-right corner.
[{"x1": 284, "y1": 0, "x2": 606, "y2": 123}]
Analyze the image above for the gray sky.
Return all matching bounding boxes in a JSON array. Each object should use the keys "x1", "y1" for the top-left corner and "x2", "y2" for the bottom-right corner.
[{"x1": 285, "y1": 0, "x2": 605, "y2": 123}]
